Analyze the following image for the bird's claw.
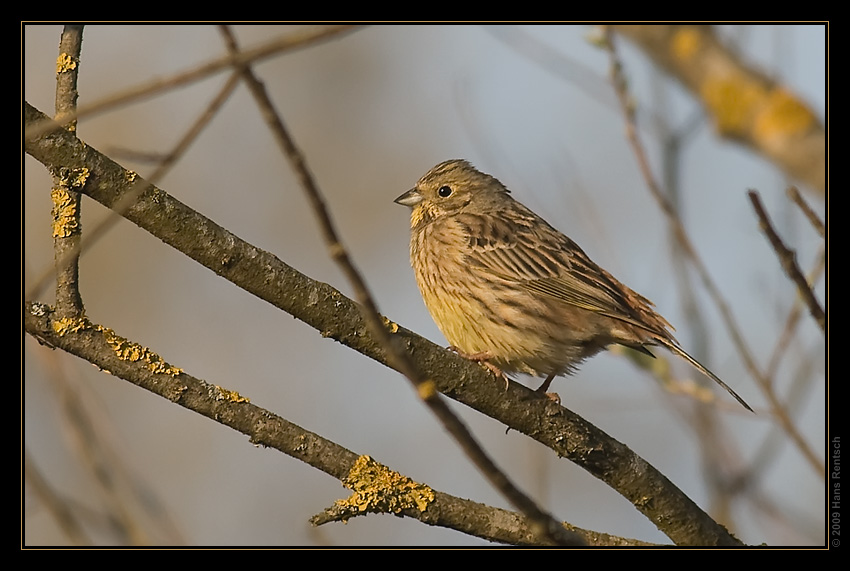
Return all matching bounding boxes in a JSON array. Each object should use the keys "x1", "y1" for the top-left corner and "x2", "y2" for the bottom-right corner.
[{"x1": 448, "y1": 347, "x2": 510, "y2": 390}]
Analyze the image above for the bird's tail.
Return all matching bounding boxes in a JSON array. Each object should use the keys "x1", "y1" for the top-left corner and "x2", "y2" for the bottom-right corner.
[{"x1": 658, "y1": 340, "x2": 754, "y2": 413}]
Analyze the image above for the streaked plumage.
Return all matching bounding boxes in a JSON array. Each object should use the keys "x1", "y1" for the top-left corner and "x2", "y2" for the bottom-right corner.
[{"x1": 395, "y1": 159, "x2": 751, "y2": 411}]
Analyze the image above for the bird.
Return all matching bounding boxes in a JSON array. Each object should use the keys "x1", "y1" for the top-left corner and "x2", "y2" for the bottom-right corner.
[{"x1": 394, "y1": 159, "x2": 752, "y2": 412}]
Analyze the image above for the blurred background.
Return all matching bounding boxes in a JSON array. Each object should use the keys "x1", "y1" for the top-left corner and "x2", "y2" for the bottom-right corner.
[{"x1": 24, "y1": 24, "x2": 826, "y2": 546}]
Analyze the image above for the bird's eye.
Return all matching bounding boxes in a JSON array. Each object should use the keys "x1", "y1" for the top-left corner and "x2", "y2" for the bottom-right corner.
[{"x1": 438, "y1": 185, "x2": 452, "y2": 198}]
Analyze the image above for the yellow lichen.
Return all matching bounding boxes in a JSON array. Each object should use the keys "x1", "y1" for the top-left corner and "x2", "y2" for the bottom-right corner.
[
  {"x1": 211, "y1": 385, "x2": 250, "y2": 403},
  {"x1": 46, "y1": 311, "x2": 182, "y2": 378},
  {"x1": 753, "y1": 87, "x2": 818, "y2": 148},
  {"x1": 56, "y1": 53, "x2": 77, "y2": 74},
  {"x1": 583, "y1": 26, "x2": 608, "y2": 49},
  {"x1": 52, "y1": 316, "x2": 90, "y2": 336},
  {"x1": 51, "y1": 168, "x2": 89, "y2": 238},
  {"x1": 99, "y1": 326, "x2": 183, "y2": 377},
  {"x1": 334, "y1": 455, "x2": 435, "y2": 520},
  {"x1": 67, "y1": 168, "x2": 90, "y2": 189},
  {"x1": 671, "y1": 27, "x2": 700, "y2": 63},
  {"x1": 382, "y1": 316, "x2": 399, "y2": 334},
  {"x1": 701, "y1": 73, "x2": 766, "y2": 136},
  {"x1": 50, "y1": 187, "x2": 78, "y2": 238}
]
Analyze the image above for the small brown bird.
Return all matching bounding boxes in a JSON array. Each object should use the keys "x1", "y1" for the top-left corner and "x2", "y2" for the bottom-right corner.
[{"x1": 395, "y1": 159, "x2": 752, "y2": 411}]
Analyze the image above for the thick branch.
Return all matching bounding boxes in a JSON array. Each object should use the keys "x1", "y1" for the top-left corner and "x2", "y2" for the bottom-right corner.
[
  {"x1": 23, "y1": 303, "x2": 652, "y2": 547},
  {"x1": 24, "y1": 101, "x2": 744, "y2": 546},
  {"x1": 219, "y1": 26, "x2": 579, "y2": 547}
]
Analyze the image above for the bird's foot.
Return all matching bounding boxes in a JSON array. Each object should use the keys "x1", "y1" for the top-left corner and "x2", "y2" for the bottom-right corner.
[
  {"x1": 535, "y1": 373, "x2": 561, "y2": 403},
  {"x1": 448, "y1": 347, "x2": 510, "y2": 390}
]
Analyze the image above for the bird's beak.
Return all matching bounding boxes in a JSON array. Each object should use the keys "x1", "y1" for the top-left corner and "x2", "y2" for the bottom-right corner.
[{"x1": 394, "y1": 187, "x2": 423, "y2": 207}]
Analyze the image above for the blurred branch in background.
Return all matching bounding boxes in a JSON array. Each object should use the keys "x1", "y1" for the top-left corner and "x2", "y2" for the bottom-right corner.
[
  {"x1": 613, "y1": 25, "x2": 825, "y2": 196},
  {"x1": 24, "y1": 25, "x2": 360, "y2": 141},
  {"x1": 604, "y1": 28, "x2": 825, "y2": 480},
  {"x1": 748, "y1": 190, "x2": 825, "y2": 333},
  {"x1": 25, "y1": 342, "x2": 185, "y2": 545},
  {"x1": 28, "y1": 71, "x2": 243, "y2": 302}
]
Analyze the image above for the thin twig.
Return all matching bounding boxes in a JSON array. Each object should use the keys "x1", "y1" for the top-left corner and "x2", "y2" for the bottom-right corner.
[
  {"x1": 650, "y1": 72, "x2": 748, "y2": 515},
  {"x1": 604, "y1": 28, "x2": 766, "y2": 392},
  {"x1": 25, "y1": 25, "x2": 360, "y2": 142},
  {"x1": 38, "y1": 345, "x2": 185, "y2": 545},
  {"x1": 787, "y1": 186, "x2": 825, "y2": 238},
  {"x1": 765, "y1": 246, "x2": 825, "y2": 381},
  {"x1": 749, "y1": 351, "x2": 823, "y2": 490},
  {"x1": 27, "y1": 72, "x2": 242, "y2": 302},
  {"x1": 747, "y1": 190, "x2": 825, "y2": 333},
  {"x1": 485, "y1": 26, "x2": 618, "y2": 111},
  {"x1": 24, "y1": 449, "x2": 93, "y2": 546},
  {"x1": 604, "y1": 29, "x2": 824, "y2": 477},
  {"x1": 52, "y1": 25, "x2": 85, "y2": 318},
  {"x1": 217, "y1": 25, "x2": 583, "y2": 547}
]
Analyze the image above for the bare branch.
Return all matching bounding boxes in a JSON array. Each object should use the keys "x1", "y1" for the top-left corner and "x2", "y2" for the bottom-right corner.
[
  {"x1": 604, "y1": 31, "x2": 824, "y2": 478},
  {"x1": 24, "y1": 101, "x2": 745, "y2": 546},
  {"x1": 28, "y1": 71, "x2": 242, "y2": 301},
  {"x1": 218, "y1": 25, "x2": 582, "y2": 547},
  {"x1": 52, "y1": 25, "x2": 85, "y2": 318},
  {"x1": 613, "y1": 25, "x2": 825, "y2": 195},
  {"x1": 765, "y1": 246, "x2": 825, "y2": 382},
  {"x1": 747, "y1": 190, "x2": 825, "y2": 332},
  {"x1": 787, "y1": 186, "x2": 825, "y2": 238},
  {"x1": 23, "y1": 303, "x2": 650, "y2": 547},
  {"x1": 24, "y1": 450, "x2": 92, "y2": 546},
  {"x1": 25, "y1": 25, "x2": 360, "y2": 141},
  {"x1": 603, "y1": 28, "x2": 765, "y2": 401}
]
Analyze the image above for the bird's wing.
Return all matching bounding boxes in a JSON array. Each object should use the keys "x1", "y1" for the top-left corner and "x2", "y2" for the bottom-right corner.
[
  {"x1": 454, "y1": 207, "x2": 754, "y2": 412},
  {"x1": 456, "y1": 209, "x2": 673, "y2": 338}
]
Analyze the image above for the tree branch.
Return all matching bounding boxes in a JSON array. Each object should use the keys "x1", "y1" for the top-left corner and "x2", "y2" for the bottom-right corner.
[
  {"x1": 51, "y1": 25, "x2": 85, "y2": 319},
  {"x1": 613, "y1": 24, "x2": 825, "y2": 195},
  {"x1": 747, "y1": 190, "x2": 825, "y2": 332},
  {"x1": 24, "y1": 303, "x2": 655, "y2": 546},
  {"x1": 24, "y1": 25, "x2": 360, "y2": 141},
  {"x1": 604, "y1": 30, "x2": 824, "y2": 478},
  {"x1": 604, "y1": 28, "x2": 764, "y2": 407},
  {"x1": 787, "y1": 186, "x2": 825, "y2": 238},
  {"x1": 24, "y1": 101, "x2": 744, "y2": 546},
  {"x1": 218, "y1": 25, "x2": 581, "y2": 547}
]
